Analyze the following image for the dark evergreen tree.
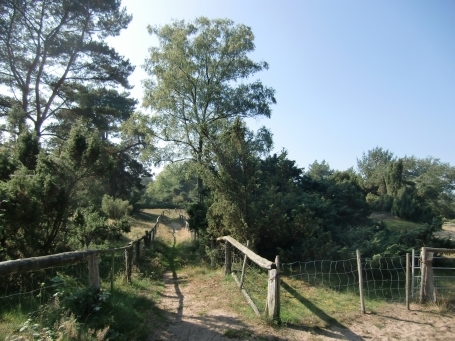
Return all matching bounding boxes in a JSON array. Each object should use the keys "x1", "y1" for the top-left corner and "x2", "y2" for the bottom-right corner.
[{"x1": 0, "y1": 0, "x2": 134, "y2": 138}]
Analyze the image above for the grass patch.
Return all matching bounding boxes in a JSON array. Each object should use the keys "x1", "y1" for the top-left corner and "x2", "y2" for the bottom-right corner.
[
  {"x1": 223, "y1": 328, "x2": 251, "y2": 338},
  {"x1": 0, "y1": 254, "x2": 165, "y2": 341},
  {"x1": 0, "y1": 208, "x2": 187, "y2": 341},
  {"x1": 370, "y1": 212, "x2": 424, "y2": 231},
  {"x1": 280, "y1": 277, "x2": 383, "y2": 328}
]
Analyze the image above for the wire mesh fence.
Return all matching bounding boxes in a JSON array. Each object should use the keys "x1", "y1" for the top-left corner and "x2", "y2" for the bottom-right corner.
[
  {"x1": 362, "y1": 256, "x2": 407, "y2": 302},
  {"x1": 283, "y1": 251, "x2": 455, "y2": 304},
  {"x1": 282, "y1": 259, "x2": 360, "y2": 295},
  {"x1": 230, "y1": 246, "x2": 269, "y2": 314},
  {"x1": 0, "y1": 211, "x2": 165, "y2": 319},
  {"x1": 282, "y1": 255, "x2": 409, "y2": 302},
  {"x1": 0, "y1": 259, "x2": 88, "y2": 314},
  {"x1": 214, "y1": 240, "x2": 271, "y2": 316}
]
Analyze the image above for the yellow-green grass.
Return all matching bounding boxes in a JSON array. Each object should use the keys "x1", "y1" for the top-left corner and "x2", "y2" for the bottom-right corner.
[{"x1": 370, "y1": 211, "x2": 424, "y2": 231}]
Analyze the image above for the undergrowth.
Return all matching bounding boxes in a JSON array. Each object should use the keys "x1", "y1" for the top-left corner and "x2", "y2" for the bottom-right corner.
[{"x1": 0, "y1": 209, "x2": 187, "y2": 341}]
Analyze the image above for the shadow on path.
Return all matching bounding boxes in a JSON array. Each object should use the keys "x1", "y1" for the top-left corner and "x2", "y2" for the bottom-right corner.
[{"x1": 150, "y1": 224, "x2": 290, "y2": 340}]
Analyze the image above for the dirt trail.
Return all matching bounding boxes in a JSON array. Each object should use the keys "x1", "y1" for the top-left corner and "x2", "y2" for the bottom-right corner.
[
  {"x1": 148, "y1": 219, "x2": 454, "y2": 341},
  {"x1": 434, "y1": 222, "x2": 455, "y2": 241}
]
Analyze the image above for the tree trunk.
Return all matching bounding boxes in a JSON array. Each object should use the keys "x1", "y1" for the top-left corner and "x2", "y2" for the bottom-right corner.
[{"x1": 197, "y1": 137, "x2": 204, "y2": 202}]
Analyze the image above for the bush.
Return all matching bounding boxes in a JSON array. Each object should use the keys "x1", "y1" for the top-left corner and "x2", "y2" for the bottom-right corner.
[
  {"x1": 101, "y1": 195, "x2": 132, "y2": 219},
  {"x1": 109, "y1": 216, "x2": 131, "y2": 239}
]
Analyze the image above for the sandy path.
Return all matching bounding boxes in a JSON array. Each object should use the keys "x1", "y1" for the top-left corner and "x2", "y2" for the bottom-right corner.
[
  {"x1": 149, "y1": 267, "x2": 455, "y2": 341},
  {"x1": 147, "y1": 221, "x2": 454, "y2": 341},
  {"x1": 434, "y1": 222, "x2": 455, "y2": 241},
  {"x1": 147, "y1": 224, "x2": 269, "y2": 341},
  {"x1": 148, "y1": 271, "x2": 258, "y2": 341}
]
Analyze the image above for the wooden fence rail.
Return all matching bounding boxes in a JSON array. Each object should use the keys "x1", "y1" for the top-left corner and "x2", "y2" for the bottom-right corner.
[
  {"x1": 0, "y1": 211, "x2": 165, "y2": 292},
  {"x1": 217, "y1": 236, "x2": 280, "y2": 321}
]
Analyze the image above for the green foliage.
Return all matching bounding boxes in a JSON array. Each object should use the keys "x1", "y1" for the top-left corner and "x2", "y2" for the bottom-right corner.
[
  {"x1": 202, "y1": 119, "x2": 269, "y2": 243},
  {"x1": 0, "y1": 125, "x2": 105, "y2": 258},
  {"x1": 367, "y1": 193, "x2": 394, "y2": 212},
  {"x1": 14, "y1": 130, "x2": 40, "y2": 170},
  {"x1": 144, "y1": 162, "x2": 197, "y2": 205},
  {"x1": 141, "y1": 17, "x2": 275, "y2": 202},
  {"x1": 385, "y1": 159, "x2": 403, "y2": 197},
  {"x1": 0, "y1": 0, "x2": 133, "y2": 137},
  {"x1": 101, "y1": 195, "x2": 132, "y2": 220},
  {"x1": 187, "y1": 202, "x2": 208, "y2": 233},
  {"x1": 391, "y1": 186, "x2": 433, "y2": 222},
  {"x1": 307, "y1": 160, "x2": 333, "y2": 180},
  {"x1": 358, "y1": 148, "x2": 455, "y2": 222},
  {"x1": 72, "y1": 208, "x2": 110, "y2": 248},
  {"x1": 357, "y1": 147, "x2": 395, "y2": 194},
  {"x1": 51, "y1": 274, "x2": 109, "y2": 318},
  {"x1": 53, "y1": 87, "x2": 138, "y2": 141},
  {"x1": 0, "y1": 148, "x2": 16, "y2": 181}
]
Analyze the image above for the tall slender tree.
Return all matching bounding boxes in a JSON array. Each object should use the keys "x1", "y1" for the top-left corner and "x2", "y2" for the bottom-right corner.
[{"x1": 142, "y1": 17, "x2": 276, "y2": 200}]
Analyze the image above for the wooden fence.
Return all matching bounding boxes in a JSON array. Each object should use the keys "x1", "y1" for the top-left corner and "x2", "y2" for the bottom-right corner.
[
  {"x1": 217, "y1": 236, "x2": 280, "y2": 321},
  {"x1": 419, "y1": 247, "x2": 455, "y2": 303},
  {"x1": 0, "y1": 211, "x2": 164, "y2": 293},
  {"x1": 219, "y1": 240, "x2": 427, "y2": 317}
]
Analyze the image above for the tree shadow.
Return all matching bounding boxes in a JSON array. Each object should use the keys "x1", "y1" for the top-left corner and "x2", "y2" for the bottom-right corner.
[
  {"x1": 281, "y1": 280, "x2": 365, "y2": 340},
  {"x1": 134, "y1": 210, "x2": 159, "y2": 223}
]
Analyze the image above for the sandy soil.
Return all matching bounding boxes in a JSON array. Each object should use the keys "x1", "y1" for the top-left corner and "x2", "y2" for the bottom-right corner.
[
  {"x1": 434, "y1": 222, "x2": 455, "y2": 241},
  {"x1": 148, "y1": 222, "x2": 455, "y2": 341}
]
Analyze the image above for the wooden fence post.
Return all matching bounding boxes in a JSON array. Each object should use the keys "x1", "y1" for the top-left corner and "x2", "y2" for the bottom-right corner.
[
  {"x1": 267, "y1": 255, "x2": 280, "y2": 321},
  {"x1": 145, "y1": 232, "x2": 149, "y2": 248},
  {"x1": 211, "y1": 237, "x2": 215, "y2": 268},
  {"x1": 125, "y1": 244, "x2": 133, "y2": 283},
  {"x1": 426, "y1": 252, "x2": 435, "y2": 302},
  {"x1": 420, "y1": 248, "x2": 435, "y2": 303},
  {"x1": 87, "y1": 254, "x2": 100, "y2": 292},
  {"x1": 225, "y1": 241, "x2": 232, "y2": 276},
  {"x1": 356, "y1": 249, "x2": 365, "y2": 314},
  {"x1": 110, "y1": 251, "x2": 115, "y2": 292},
  {"x1": 240, "y1": 241, "x2": 250, "y2": 288},
  {"x1": 411, "y1": 248, "x2": 415, "y2": 298},
  {"x1": 419, "y1": 247, "x2": 426, "y2": 303},
  {"x1": 406, "y1": 253, "x2": 410, "y2": 310},
  {"x1": 135, "y1": 240, "x2": 140, "y2": 263}
]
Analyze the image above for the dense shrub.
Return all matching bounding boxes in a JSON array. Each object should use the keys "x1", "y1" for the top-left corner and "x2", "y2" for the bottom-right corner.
[{"x1": 101, "y1": 195, "x2": 132, "y2": 219}]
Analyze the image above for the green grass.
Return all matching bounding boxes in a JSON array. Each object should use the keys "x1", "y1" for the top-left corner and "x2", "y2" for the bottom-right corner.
[
  {"x1": 0, "y1": 248, "x2": 166, "y2": 340},
  {"x1": 0, "y1": 209, "x2": 188, "y2": 341},
  {"x1": 279, "y1": 277, "x2": 383, "y2": 328},
  {"x1": 370, "y1": 211, "x2": 424, "y2": 231}
]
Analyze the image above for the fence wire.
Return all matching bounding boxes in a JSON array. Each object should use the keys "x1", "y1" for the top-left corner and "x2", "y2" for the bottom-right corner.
[
  {"x1": 0, "y1": 215, "x2": 162, "y2": 318},
  {"x1": 0, "y1": 259, "x2": 88, "y2": 313},
  {"x1": 283, "y1": 259, "x2": 359, "y2": 294},
  {"x1": 283, "y1": 255, "x2": 409, "y2": 302},
  {"x1": 217, "y1": 242, "x2": 269, "y2": 314},
  {"x1": 412, "y1": 252, "x2": 455, "y2": 300},
  {"x1": 362, "y1": 256, "x2": 406, "y2": 302}
]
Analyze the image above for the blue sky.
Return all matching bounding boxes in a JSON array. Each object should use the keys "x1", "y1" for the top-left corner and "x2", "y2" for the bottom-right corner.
[{"x1": 107, "y1": 0, "x2": 455, "y2": 171}]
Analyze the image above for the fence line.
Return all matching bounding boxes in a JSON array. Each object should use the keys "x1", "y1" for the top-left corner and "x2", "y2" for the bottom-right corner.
[
  {"x1": 283, "y1": 247, "x2": 455, "y2": 313},
  {"x1": 212, "y1": 236, "x2": 455, "y2": 317},
  {"x1": 0, "y1": 210, "x2": 166, "y2": 313}
]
